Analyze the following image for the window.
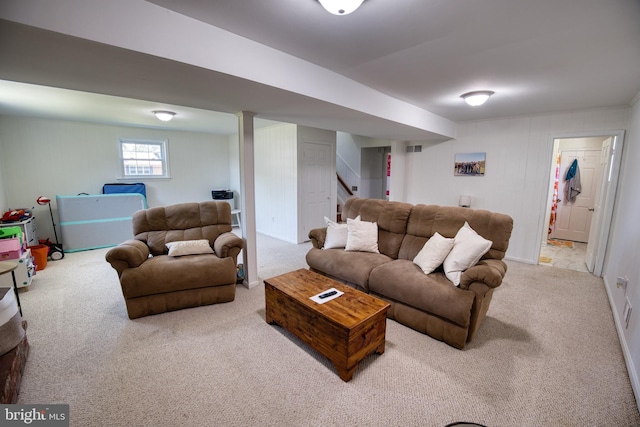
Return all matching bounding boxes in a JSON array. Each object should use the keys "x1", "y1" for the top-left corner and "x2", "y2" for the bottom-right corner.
[{"x1": 118, "y1": 138, "x2": 169, "y2": 179}]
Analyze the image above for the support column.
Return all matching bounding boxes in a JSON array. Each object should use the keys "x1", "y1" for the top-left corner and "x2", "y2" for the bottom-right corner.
[{"x1": 237, "y1": 111, "x2": 259, "y2": 289}]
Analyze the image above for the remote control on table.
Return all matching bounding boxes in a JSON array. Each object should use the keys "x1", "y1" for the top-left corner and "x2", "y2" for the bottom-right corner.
[{"x1": 319, "y1": 290, "x2": 338, "y2": 299}]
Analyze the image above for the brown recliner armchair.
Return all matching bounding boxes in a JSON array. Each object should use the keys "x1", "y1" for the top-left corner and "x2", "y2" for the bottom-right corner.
[{"x1": 105, "y1": 201, "x2": 244, "y2": 319}]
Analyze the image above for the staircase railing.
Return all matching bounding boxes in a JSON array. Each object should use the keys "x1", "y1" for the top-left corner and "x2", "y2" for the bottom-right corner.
[{"x1": 337, "y1": 173, "x2": 353, "y2": 196}]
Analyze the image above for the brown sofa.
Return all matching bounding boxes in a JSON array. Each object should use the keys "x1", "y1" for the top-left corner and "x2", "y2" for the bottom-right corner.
[
  {"x1": 306, "y1": 197, "x2": 513, "y2": 349},
  {"x1": 106, "y1": 201, "x2": 244, "y2": 319}
]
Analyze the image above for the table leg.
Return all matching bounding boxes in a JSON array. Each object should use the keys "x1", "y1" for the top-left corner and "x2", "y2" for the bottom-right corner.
[
  {"x1": 335, "y1": 364, "x2": 357, "y2": 382},
  {"x1": 11, "y1": 271, "x2": 22, "y2": 317}
]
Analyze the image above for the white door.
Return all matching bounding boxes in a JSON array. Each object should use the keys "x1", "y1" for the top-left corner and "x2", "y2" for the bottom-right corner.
[
  {"x1": 585, "y1": 138, "x2": 612, "y2": 272},
  {"x1": 550, "y1": 149, "x2": 601, "y2": 242},
  {"x1": 301, "y1": 141, "x2": 332, "y2": 238}
]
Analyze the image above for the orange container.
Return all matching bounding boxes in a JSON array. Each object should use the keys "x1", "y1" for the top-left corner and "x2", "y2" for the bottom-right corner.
[{"x1": 28, "y1": 244, "x2": 48, "y2": 271}]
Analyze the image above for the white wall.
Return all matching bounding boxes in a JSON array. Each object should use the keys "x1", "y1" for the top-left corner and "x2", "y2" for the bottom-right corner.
[
  {"x1": 603, "y1": 99, "x2": 640, "y2": 401},
  {"x1": 254, "y1": 123, "x2": 298, "y2": 242},
  {"x1": 253, "y1": 123, "x2": 337, "y2": 243},
  {"x1": 228, "y1": 132, "x2": 241, "y2": 209},
  {"x1": 399, "y1": 107, "x2": 630, "y2": 264},
  {"x1": 0, "y1": 116, "x2": 232, "y2": 240}
]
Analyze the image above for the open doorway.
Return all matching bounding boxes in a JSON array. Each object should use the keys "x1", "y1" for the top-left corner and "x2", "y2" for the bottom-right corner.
[
  {"x1": 361, "y1": 146, "x2": 391, "y2": 200},
  {"x1": 540, "y1": 131, "x2": 625, "y2": 275}
]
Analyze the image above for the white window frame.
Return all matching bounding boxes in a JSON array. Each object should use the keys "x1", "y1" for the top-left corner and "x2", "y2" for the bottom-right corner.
[{"x1": 118, "y1": 138, "x2": 170, "y2": 180}]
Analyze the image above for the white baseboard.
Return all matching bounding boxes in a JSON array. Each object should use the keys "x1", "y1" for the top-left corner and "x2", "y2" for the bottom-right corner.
[
  {"x1": 243, "y1": 279, "x2": 261, "y2": 289},
  {"x1": 603, "y1": 275, "x2": 640, "y2": 411},
  {"x1": 504, "y1": 255, "x2": 537, "y2": 264}
]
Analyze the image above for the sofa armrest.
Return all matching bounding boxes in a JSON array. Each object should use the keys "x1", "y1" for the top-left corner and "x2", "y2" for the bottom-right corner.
[
  {"x1": 105, "y1": 239, "x2": 150, "y2": 276},
  {"x1": 214, "y1": 232, "x2": 244, "y2": 263},
  {"x1": 308, "y1": 227, "x2": 327, "y2": 249},
  {"x1": 459, "y1": 259, "x2": 507, "y2": 290}
]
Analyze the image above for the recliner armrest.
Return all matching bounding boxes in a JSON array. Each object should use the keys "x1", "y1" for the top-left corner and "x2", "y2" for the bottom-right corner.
[
  {"x1": 214, "y1": 232, "x2": 244, "y2": 262},
  {"x1": 459, "y1": 259, "x2": 507, "y2": 290},
  {"x1": 308, "y1": 227, "x2": 327, "y2": 249},
  {"x1": 105, "y1": 239, "x2": 150, "y2": 276}
]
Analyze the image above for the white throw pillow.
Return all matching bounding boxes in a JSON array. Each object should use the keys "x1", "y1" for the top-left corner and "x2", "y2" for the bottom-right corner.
[
  {"x1": 345, "y1": 218, "x2": 379, "y2": 253},
  {"x1": 443, "y1": 222, "x2": 492, "y2": 286},
  {"x1": 323, "y1": 217, "x2": 348, "y2": 249},
  {"x1": 413, "y1": 232, "x2": 455, "y2": 274},
  {"x1": 166, "y1": 239, "x2": 214, "y2": 257},
  {"x1": 322, "y1": 215, "x2": 360, "y2": 249}
]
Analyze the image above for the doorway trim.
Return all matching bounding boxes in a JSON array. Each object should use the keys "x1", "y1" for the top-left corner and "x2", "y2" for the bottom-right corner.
[{"x1": 538, "y1": 129, "x2": 625, "y2": 276}]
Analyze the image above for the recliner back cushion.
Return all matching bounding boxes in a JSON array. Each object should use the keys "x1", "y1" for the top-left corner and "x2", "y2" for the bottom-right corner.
[
  {"x1": 342, "y1": 198, "x2": 412, "y2": 259},
  {"x1": 132, "y1": 201, "x2": 233, "y2": 256},
  {"x1": 398, "y1": 204, "x2": 513, "y2": 261}
]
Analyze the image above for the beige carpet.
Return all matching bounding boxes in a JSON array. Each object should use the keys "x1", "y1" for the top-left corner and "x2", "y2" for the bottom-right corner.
[{"x1": 15, "y1": 235, "x2": 640, "y2": 426}]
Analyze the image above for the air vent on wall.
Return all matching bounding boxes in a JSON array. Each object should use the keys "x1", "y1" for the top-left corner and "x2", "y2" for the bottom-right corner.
[{"x1": 405, "y1": 145, "x2": 423, "y2": 153}]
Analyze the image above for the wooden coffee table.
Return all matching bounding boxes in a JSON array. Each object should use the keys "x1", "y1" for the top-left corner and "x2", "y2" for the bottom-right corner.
[{"x1": 264, "y1": 268, "x2": 390, "y2": 382}]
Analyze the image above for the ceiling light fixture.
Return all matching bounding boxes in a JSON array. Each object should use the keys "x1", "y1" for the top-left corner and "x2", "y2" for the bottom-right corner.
[
  {"x1": 461, "y1": 91, "x2": 494, "y2": 107},
  {"x1": 153, "y1": 110, "x2": 176, "y2": 121},
  {"x1": 318, "y1": 0, "x2": 365, "y2": 15}
]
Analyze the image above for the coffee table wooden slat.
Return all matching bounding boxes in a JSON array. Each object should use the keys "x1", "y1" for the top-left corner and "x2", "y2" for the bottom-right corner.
[{"x1": 264, "y1": 269, "x2": 390, "y2": 382}]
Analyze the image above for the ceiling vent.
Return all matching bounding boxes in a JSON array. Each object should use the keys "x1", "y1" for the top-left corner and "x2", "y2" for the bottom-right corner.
[{"x1": 406, "y1": 145, "x2": 422, "y2": 153}]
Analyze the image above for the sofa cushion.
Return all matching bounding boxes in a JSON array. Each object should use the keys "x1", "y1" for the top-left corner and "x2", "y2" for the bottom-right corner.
[
  {"x1": 345, "y1": 218, "x2": 379, "y2": 253},
  {"x1": 398, "y1": 204, "x2": 513, "y2": 262},
  {"x1": 369, "y1": 260, "x2": 475, "y2": 327},
  {"x1": 306, "y1": 247, "x2": 392, "y2": 291},
  {"x1": 413, "y1": 232, "x2": 454, "y2": 274},
  {"x1": 119, "y1": 254, "x2": 236, "y2": 299},
  {"x1": 443, "y1": 222, "x2": 492, "y2": 286},
  {"x1": 133, "y1": 202, "x2": 233, "y2": 256},
  {"x1": 341, "y1": 198, "x2": 412, "y2": 259}
]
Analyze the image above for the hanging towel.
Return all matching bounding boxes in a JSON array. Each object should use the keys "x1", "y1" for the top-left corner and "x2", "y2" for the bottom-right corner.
[{"x1": 564, "y1": 159, "x2": 581, "y2": 201}]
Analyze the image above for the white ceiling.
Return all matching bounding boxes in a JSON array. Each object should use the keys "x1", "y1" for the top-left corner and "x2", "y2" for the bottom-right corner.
[
  {"x1": 0, "y1": 80, "x2": 267, "y2": 135},
  {"x1": 0, "y1": 0, "x2": 639, "y2": 139}
]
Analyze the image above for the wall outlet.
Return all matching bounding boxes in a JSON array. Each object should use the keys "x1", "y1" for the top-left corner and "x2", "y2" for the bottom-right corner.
[
  {"x1": 623, "y1": 297, "x2": 632, "y2": 329},
  {"x1": 351, "y1": 186, "x2": 358, "y2": 191},
  {"x1": 617, "y1": 276, "x2": 628, "y2": 291}
]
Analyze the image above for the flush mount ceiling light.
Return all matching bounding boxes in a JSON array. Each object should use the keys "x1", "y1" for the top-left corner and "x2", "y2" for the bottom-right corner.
[
  {"x1": 318, "y1": 0, "x2": 365, "y2": 15},
  {"x1": 461, "y1": 91, "x2": 495, "y2": 107},
  {"x1": 152, "y1": 110, "x2": 176, "y2": 121}
]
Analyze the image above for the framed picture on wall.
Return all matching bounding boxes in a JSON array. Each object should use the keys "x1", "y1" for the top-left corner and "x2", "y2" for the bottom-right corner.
[{"x1": 454, "y1": 152, "x2": 486, "y2": 176}]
